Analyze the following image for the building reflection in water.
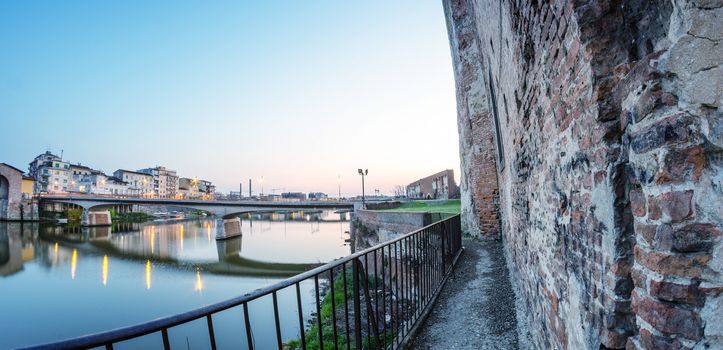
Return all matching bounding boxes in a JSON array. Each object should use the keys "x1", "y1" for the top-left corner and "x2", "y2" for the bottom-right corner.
[
  {"x1": 0, "y1": 222, "x2": 42, "y2": 277},
  {"x1": 145, "y1": 260, "x2": 151, "y2": 290},
  {"x1": 71, "y1": 249, "x2": 77, "y2": 280},
  {"x1": 179, "y1": 224, "x2": 184, "y2": 251},
  {"x1": 1, "y1": 210, "x2": 351, "y2": 284},
  {"x1": 102, "y1": 255, "x2": 109, "y2": 286},
  {"x1": 150, "y1": 228, "x2": 155, "y2": 255},
  {"x1": 195, "y1": 270, "x2": 203, "y2": 292}
]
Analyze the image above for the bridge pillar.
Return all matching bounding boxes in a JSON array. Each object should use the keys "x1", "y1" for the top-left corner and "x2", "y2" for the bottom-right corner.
[
  {"x1": 215, "y1": 217, "x2": 242, "y2": 240},
  {"x1": 81, "y1": 208, "x2": 90, "y2": 226},
  {"x1": 81, "y1": 209, "x2": 112, "y2": 227},
  {"x1": 216, "y1": 234, "x2": 242, "y2": 261}
]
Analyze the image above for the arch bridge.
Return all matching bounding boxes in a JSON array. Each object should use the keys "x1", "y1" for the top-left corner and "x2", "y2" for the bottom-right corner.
[{"x1": 39, "y1": 196, "x2": 353, "y2": 238}]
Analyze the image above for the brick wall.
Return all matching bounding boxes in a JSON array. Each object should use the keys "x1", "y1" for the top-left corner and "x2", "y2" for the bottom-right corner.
[
  {"x1": 0, "y1": 164, "x2": 24, "y2": 221},
  {"x1": 443, "y1": 0, "x2": 721, "y2": 349},
  {"x1": 443, "y1": 0, "x2": 501, "y2": 238}
]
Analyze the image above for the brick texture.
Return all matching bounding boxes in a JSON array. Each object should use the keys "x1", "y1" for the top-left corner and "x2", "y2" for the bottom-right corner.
[
  {"x1": 443, "y1": 0, "x2": 500, "y2": 239},
  {"x1": 443, "y1": 0, "x2": 722, "y2": 349},
  {"x1": 0, "y1": 164, "x2": 24, "y2": 220}
]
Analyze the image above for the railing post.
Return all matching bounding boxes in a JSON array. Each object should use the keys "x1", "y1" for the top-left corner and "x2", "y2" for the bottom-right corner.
[
  {"x1": 358, "y1": 258, "x2": 381, "y2": 349},
  {"x1": 352, "y1": 259, "x2": 363, "y2": 350},
  {"x1": 440, "y1": 222, "x2": 446, "y2": 274}
]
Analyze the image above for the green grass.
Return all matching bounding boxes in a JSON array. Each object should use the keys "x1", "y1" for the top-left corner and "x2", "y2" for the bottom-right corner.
[
  {"x1": 381, "y1": 199, "x2": 461, "y2": 214},
  {"x1": 286, "y1": 271, "x2": 396, "y2": 350}
]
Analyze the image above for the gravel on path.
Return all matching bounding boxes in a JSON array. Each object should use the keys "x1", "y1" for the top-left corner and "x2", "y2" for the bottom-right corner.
[{"x1": 409, "y1": 237, "x2": 521, "y2": 350}]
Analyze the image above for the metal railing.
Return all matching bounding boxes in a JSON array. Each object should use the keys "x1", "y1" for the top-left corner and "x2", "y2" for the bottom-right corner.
[{"x1": 21, "y1": 214, "x2": 462, "y2": 350}]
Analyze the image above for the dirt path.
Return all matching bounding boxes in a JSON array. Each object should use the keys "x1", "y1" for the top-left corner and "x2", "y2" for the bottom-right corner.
[{"x1": 409, "y1": 238, "x2": 521, "y2": 349}]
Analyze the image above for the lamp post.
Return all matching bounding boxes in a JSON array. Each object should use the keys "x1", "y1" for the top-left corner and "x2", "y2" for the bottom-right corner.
[
  {"x1": 337, "y1": 175, "x2": 342, "y2": 200},
  {"x1": 358, "y1": 169, "x2": 368, "y2": 208}
]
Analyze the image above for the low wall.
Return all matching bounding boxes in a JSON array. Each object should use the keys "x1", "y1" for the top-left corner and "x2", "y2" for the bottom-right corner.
[
  {"x1": 365, "y1": 201, "x2": 401, "y2": 210},
  {"x1": 353, "y1": 209, "x2": 457, "y2": 254},
  {"x1": 354, "y1": 209, "x2": 448, "y2": 238}
]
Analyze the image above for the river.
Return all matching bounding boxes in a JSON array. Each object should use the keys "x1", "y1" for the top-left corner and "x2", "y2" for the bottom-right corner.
[{"x1": 0, "y1": 210, "x2": 351, "y2": 349}]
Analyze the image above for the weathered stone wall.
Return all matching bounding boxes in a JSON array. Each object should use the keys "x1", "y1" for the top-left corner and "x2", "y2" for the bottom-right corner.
[
  {"x1": 365, "y1": 201, "x2": 402, "y2": 210},
  {"x1": 444, "y1": 0, "x2": 501, "y2": 238},
  {"x1": 443, "y1": 0, "x2": 721, "y2": 349},
  {"x1": 0, "y1": 164, "x2": 24, "y2": 221},
  {"x1": 354, "y1": 210, "x2": 434, "y2": 238}
]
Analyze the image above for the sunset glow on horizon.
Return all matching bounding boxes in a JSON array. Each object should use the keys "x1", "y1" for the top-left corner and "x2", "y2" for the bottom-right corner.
[{"x1": 0, "y1": 1, "x2": 460, "y2": 195}]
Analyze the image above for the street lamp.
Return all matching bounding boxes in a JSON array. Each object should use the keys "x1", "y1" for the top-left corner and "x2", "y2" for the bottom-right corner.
[
  {"x1": 358, "y1": 169, "x2": 368, "y2": 208},
  {"x1": 337, "y1": 175, "x2": 342, "y2": 200}
]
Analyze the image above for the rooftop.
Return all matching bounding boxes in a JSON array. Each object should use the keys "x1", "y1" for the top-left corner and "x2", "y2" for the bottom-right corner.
[
  {"x1": 114, "y1": 169, "x2": 152, "y2": 176},
  {"x1": 0, "y1": 162, "x2": 25, "y2": 174}
]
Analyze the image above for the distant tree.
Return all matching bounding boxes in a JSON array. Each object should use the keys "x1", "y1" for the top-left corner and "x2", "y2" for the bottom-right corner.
[{"x1": 393, "y1": 185, "x2": 406, "y2": 197}]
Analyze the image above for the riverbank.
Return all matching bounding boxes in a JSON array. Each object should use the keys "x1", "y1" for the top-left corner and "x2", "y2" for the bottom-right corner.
[
  {"x1": 352, "y1": 200, "x2": 461, "y2": 240},
  {"x1": 378, "y1": 199, "x2": 461, "y2": 214}
]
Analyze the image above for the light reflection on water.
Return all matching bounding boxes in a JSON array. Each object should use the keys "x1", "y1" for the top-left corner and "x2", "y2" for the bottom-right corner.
[{"x1": 0, "y1": 210, "x2": 351, "y2": 349}]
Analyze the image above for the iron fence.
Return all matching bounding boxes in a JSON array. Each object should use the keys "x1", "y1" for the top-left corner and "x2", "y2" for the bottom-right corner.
[{"x1": 21, "y1": 214, "x2": 462, "y2": 350}]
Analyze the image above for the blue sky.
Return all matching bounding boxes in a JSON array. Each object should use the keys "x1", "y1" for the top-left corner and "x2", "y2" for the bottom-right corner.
[{"x1": 0, "y1": 1, "x2": 459, "y2": 195}]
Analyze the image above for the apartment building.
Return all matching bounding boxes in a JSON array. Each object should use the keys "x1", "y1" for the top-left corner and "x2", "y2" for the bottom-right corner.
[
  {"x1": 28, "y1": 152, "x2": 70, "y2": 194},
  {"x1": 113, "y1": 169, "x2": 154, "y2": 196},
  {"x1": 406, "y1": 169, "x2": 458, "y2": 200},
  {"x1": 137, "y1": 166, "x2": 179, "y2": 197}
]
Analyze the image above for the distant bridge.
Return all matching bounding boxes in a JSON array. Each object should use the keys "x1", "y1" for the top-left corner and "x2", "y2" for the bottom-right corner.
[{"x1": 39, "y1": 196, "x2": 354, "y2": 237}]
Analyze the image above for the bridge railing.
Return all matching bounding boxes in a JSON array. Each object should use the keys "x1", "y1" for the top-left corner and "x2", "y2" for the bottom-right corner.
[{"x1": 21, "y1": 214, "x2": 463, "y2": 350}]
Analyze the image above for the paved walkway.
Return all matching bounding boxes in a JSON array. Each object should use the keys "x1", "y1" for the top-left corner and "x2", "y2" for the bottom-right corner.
[{"x1": 410, "y1": 238, "x2": 523, "y2": 349}]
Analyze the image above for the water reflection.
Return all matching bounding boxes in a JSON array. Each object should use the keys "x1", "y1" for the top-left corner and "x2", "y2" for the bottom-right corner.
[
  {"x1": 145, "y1": 259, "x2": 151, "y2": 290},
  {"x1": 0, "y1": 210, "x2": 351, "y2": 349},
  {"x1": 71, "y1": 249, "x2": 77, "y2": 279},
  {"x1": 195, "y1": 270, "x2": 203, "y2": 292},
  {"x1": 102, "y1": 255, "x2": 108, "y2": 286}
]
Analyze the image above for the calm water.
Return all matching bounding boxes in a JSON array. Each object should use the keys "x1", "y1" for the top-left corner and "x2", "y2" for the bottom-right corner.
[{"x1": 0, "y1": 210, "x2": 351, "y2": 349}]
